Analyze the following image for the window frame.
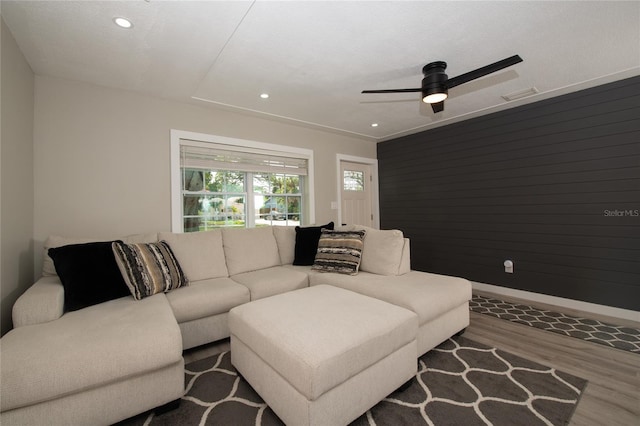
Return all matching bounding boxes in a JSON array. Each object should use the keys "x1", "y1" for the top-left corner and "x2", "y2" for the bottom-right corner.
[{"x1": 171, "y1": 130, "x2": 315, "y2": 232}]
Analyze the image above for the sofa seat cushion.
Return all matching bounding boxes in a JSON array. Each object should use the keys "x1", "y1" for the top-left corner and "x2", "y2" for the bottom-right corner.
[
  {"x1": 282, "y1": 264, "x2": 313, "y2": 273},
  {"x1": 222, "y1": 227, "x2": 281, "y2": 275},
  {"x1": 165, "y1": 277, "x2": 250, "y2": 323},
  {"x1": 231, "y1": 266, "x2": 309, "y2": 300},
  {"x1": 1, "y1": 294, "x2": 181, "y2": 412},
  {"x1": 159, "y1": 230, "x2": 228, "y2": 281},
  {"x1": 308, "y1": 270, "x2": 471, "y2": 326}
]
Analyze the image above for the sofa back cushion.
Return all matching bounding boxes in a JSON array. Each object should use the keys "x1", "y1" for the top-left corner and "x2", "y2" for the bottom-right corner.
[
  {"x1": 361, "y1": 227, "x2": 405, "y2": 275},
  {"x1": 159, "y1": 230, "x2": 228, "y2": 281},
  {"x1": 42, "y1": 233, "x2": 158, "y2": 277},
  {"x1": 344, "y1": 225, "x2": 406, "y2": 276},
  {"x1": 222, "y1": 227, "x2": 281, "y2": 275},
  {"x1": 273, "y1": 226, "x2": 296, "y2": 265},
  {"x1": 399, "y1": 238, "x2": 411, "y2": 275}
]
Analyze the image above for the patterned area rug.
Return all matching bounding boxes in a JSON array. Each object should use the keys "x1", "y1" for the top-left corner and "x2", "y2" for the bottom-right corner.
[
  {"x1": 470, "y1": 295, "x2": 640, "y2": 354},
  {"x1": 118, "y1": 336, "x2": 586, "y2": 426}
]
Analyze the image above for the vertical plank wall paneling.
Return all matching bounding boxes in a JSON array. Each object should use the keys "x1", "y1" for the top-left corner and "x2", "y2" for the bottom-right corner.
[{"x1": 377, "y1": 76, "x2": 640, "y2": 311}]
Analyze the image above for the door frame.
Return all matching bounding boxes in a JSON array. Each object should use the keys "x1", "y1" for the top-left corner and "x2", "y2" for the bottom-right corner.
[{"x1": 336, "y1": 154, "x2": 380, "y2": 229}]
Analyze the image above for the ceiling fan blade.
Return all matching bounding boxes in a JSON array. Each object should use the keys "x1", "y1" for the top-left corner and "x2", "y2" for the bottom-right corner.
[
  {"x1": 446, "y1": 55, "x2": 522, "y2": 89},
  {"x1": 431, "y1": 101, "x2": 444, "y2": 113},
  {"x1": 361, "y1": 88, "x2": 422, "y2": 94}
]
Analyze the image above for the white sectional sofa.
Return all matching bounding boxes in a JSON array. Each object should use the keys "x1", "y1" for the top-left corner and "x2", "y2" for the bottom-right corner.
[{"x1": 1, "y1": 224, "x2": 471, "y2": 425}]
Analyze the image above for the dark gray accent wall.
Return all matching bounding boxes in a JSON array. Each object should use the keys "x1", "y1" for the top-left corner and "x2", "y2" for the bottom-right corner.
[{"x1": 377, "y1": 76, "x2": 640, "y2": 311}]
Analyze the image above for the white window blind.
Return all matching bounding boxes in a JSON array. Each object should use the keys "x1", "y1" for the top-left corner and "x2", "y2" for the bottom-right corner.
[
  {"x1": 171, "y1": 130, "x2": 316, "y2": 231},
  {"x1": 180, "y1": 142, "x2": 308, "y2": 175}
]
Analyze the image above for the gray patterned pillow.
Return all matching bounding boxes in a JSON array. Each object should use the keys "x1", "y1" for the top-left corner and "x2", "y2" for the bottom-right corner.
[
  {"x1": 311, "y1": 229, "x2": 366, "y2": 275},
  {"x1": 112, "y1": 241, "x2": 188, "y2": 300}
]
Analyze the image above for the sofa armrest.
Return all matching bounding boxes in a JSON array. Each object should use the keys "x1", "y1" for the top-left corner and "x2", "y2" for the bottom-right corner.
[
  {"x1": 398, "y1": 238, "x2": 411, "y2": 275},
  {"x1": 12, "y1": 276, "x2": 65, "y2": 327}
]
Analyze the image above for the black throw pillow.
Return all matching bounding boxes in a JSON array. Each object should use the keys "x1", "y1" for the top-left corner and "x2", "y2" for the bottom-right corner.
[
  {"x1": 293, "y1": 222, "x2": 335, "y2": 265},
  {"x1": 48, "y1": 241, "x2": 131, "y2": 312}
]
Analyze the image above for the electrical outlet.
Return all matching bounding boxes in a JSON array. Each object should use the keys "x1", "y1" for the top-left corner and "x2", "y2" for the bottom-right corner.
[{"x1": 504, "y1": 260, "x2": 514, "y2": 273}]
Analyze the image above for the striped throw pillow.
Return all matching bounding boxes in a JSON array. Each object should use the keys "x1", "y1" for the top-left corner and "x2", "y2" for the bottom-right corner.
[
  {"x1": 311, "y1": 229, "x2": 366, "y2": 275},
  {"x1": 112, "y1": 241, "x2": 188, "y2": 300}
]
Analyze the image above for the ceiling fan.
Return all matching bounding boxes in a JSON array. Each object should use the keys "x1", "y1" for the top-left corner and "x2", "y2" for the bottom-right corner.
[{"x1": 362, "y1": 55, "x2": 523, "y2": 113}]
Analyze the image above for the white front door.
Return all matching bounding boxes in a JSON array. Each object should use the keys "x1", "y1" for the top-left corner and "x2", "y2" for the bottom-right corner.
[{"x1": 340, "y1": 161, "x2": 373, "y2": 227}]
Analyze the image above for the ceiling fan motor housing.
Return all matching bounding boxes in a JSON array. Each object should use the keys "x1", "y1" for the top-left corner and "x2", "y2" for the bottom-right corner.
[
  {"x1": 361, "y1": 55, "x2": 522, "y2": 111},
  {"x1": 422, "y1": 61, "x2": 448, "y2": 99}
]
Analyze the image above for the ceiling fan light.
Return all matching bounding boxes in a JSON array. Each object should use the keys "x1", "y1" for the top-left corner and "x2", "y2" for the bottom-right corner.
[{"x1": 422, "y1": 92, "x2": 447, "y2": 104}]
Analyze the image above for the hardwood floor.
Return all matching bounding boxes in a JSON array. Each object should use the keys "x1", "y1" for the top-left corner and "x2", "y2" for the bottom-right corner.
[
  {"x1": 182, "y1": 292, "x2": 640, "y2": 425},
  {"x1": 466, "y1": 291, "x2": 640, "y2": 426}
]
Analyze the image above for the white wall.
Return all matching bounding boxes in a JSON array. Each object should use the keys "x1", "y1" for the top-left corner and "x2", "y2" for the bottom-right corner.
[
  {"x1": 1, "y1": 18, "x2": 35, "y2": 335},
  {"x1": 33, "y1": 76, "x2": 376, "y2": 277}
]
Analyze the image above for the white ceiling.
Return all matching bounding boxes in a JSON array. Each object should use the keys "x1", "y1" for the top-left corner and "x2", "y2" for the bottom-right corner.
[{"x1": 2, "y1": 1, "x2": 639, "y2": 142}]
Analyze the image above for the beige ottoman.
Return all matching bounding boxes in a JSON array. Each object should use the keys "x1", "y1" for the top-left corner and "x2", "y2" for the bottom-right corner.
[{"x1": 229, "y1": 284, "x2": 418, "y2": 426}]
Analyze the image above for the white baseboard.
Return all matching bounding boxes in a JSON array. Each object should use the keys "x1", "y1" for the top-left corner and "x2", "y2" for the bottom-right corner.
[{"x1": 471, "y1": 281, "x2": 640, "y2": 323}]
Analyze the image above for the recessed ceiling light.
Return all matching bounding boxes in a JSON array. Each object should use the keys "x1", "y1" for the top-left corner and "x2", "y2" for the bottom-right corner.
[
  {"x1": 371, "y1": 123, "x2": 379, "y2": 127},
  {"x1": 113, "y1": 17, "x2": 133, "y2": 29},
  {"x1": 260, "y1": 93, "x2": 270, "y2": 99}
]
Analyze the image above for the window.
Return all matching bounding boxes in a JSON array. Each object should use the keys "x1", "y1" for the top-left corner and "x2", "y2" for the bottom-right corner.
[
  {"x1": 343, "y1": 170, "x2": 365, "y2": 191},
  {"x1": 171, "y1": 131, "x2": 314, "y2": 232},
  {"x1": 253, "y1": 173, "x2": 302, "y2": 224},
  {"x1": 182, "y1": 170, "x2": 246, "y2": 231}
]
